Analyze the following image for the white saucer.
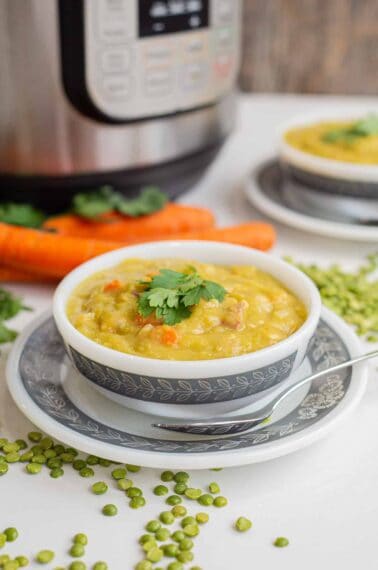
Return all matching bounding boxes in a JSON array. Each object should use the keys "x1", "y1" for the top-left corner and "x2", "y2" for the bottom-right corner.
[
  {"x1": 6, "y1": 309, "x2": 367, "y2": 469},
  {"x1": 245, "y1": 160, "x2": 378, "y2": 242}
]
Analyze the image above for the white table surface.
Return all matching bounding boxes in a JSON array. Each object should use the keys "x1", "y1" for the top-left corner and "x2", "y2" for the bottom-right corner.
[{"x1": 1, "y1": 94, "x2": 377, "y2": 569}]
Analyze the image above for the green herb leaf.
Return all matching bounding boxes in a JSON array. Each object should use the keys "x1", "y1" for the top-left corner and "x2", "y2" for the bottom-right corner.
[
  {"x1": 202, "y1": 280, "x2": 228, "y2": 301},
  {"x1": 323, "y1": 114, "x2": 378, "y2": 144},
  {"x1": 0, "y1": 203, "x2": 45, "y2": 228},
  {"x1": 117, "y1": 187, "x2": 167, "y2": 217},
  {"x1": 72, "y1": 186, "x2": 167, "y2": 219},
  {"x1": 352, "y1": 114, "x2": 378, "y2": 136},
  {"x1": 146, "y1": 288, "x2": 180, "y2": 309},
  {"x1": 181, "y1": 285, "x2": 203, "y2": 307},
  {"x1": 137, "y1": 292, "x2": 157, "y2": 318},
  {"x1": 72, "y1": 186, "x2": 120, "y2": 219},
  {"x1": 156, "y1": 304, "x2": 191, "y2": 325},
  {"x1": 0, "y1": 288, "x2": 25, "y2": 321},
  {"x1": 0, "y1": 322, "x2": 17, "y2": 344},
  {"x1": 141, "y1": 269, "x2": 185, "y2": 291},
  {"x1": 0, "y1": 287, "x2": 32, "y2": 344},
  {"x1": 137, "y1": 269, "x2": 227, "y2": 325}
]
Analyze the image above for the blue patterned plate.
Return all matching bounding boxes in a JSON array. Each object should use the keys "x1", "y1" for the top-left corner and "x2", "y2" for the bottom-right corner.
[
  {"x1": 245, "y1": 160, "x2": 378, "y2": 242},
  {"x1": 6, "y1": 309, "x2": 367, "y2": 469}
]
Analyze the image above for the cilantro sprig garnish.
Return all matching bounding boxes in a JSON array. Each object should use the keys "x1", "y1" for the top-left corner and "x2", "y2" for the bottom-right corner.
[
  {"x1": 137, "y1": 269, "x2": 227, "y2": 325},
  {"x1": 72, "y1": 186, "x2": 167, "y2": 220},
  {"x1": 322, "y1": 114, "x2": 378, "y2": 144}
]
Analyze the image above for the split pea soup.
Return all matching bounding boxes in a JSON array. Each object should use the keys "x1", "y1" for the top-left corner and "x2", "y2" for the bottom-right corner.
[{"x1": 67, "y1": 258, "x2": 307, "y2": 360}]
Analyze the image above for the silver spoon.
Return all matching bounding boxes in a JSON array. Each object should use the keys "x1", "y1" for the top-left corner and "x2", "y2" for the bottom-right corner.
[{"x1": 152, "y1": 350, "x2": 378, "y2": 436}]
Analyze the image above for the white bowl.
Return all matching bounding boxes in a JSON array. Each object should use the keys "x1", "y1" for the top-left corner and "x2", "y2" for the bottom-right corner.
[
  {"x1": 278, "y1": 106, "x2": 378, "y2": 188},
  {"x1": 53, "y1": 241, "x2": 321, "y2": 419}
]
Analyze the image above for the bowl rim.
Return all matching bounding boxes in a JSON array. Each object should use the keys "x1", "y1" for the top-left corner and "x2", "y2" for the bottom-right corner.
[
  {"x1": 277, "y1": 106, "x2": 378, "y2": 182},
  {"x1": 53, "y1": 240, "x2": 321, "y2": 377}
]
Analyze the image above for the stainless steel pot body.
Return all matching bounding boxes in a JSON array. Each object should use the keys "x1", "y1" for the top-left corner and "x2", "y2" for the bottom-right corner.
[{"x1": 0, "y1": 0, "x2": 241, "y2": 181}]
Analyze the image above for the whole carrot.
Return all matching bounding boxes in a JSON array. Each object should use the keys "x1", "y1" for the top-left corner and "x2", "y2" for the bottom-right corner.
[
  {"x1": 0, "y1": 222, "x2": 120, "y2": 278},
  {"x1": 158, "y1": 222, "x2": 276, "y2": 251},
  {"x1": 44, "y1": 203, "x2": 215, "y2": 241},
  {"x1": 0, "y1": 221, "x2": 275, "y2": 279},
  {"x1": 0, "y1": 266, "x2": 53, "y2": 283}
]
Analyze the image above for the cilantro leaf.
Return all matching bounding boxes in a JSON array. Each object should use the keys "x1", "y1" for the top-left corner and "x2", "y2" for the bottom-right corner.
[
  {"x1": 0, "y1": 203, "x2": 45, "y2": 228},
  {"x1": 178, "y1": 274, "x2": 203, "y2": 294},
  {"x1": 202, "y1": 280, "x2": 227, "y2": 301},
  {"x1": 137, "y1": 291, "x2": 156, "y2": 317},
  {"x1": 0, "y1": 288, "x2": 27, "y2": 320},
  {"x1": 181, "y1": 285, "x2": 203, "y2": 307},
  {"x1": 137, "y1": 268, "x2": 227, "y2": 325},
  {"x1": 146, "y1": 269, "x2": 186, "y2": 290},
  {"x1": 322, "y1": 114, "x2": 378, "y2": 144},
  {"x1": 72, "y1": 186, "x2": 167, "y2": 220},
  {"x1": 117, "y1": 187, "x2": 167, "y2": 217},
  {"x1": 0, "y1": 322, "x2": 17, "y2": 344},
  {"x1": 146, "y1": 288, "x2": 179, "y2": 309},
  {"x1": 72, "y1": 186, "x2": 120, "y2": 219},
  {"x1": 156, "y1": 304, "x2": 191, "y2": 325},
  {"x1": 0, "y1": 287, "x2": 33, "y2": 344},
  {"x1": 353, "y1": 114, "x2": 378, "y2": 136}
]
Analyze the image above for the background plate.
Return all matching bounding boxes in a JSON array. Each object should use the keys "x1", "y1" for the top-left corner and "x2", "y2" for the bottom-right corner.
[{"x1": 245, "y1": 160, "x2": 378, "y2": 242}]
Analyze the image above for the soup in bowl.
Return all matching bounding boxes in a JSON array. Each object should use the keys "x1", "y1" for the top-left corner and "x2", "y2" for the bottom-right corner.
[{"x1": 53, "y1": 242, "x2": 321, "y2": 419}]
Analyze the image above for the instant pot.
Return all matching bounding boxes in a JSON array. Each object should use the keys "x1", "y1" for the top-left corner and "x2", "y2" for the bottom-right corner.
[{"x1": 0, "y1": 0, "x2": 242, "y2": 210}]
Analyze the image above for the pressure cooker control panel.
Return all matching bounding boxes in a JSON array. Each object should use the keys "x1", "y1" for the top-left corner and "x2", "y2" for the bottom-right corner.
[{"x1": 60, "y1": 0, "x2": 241, "y2": 122}]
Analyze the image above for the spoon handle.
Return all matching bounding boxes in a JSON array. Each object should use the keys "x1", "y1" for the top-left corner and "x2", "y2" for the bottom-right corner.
[
  {"x1": 153, "y1": 350, "x2": 378, "y2": 434},
  {"x1": 270, "y1": 349, "x2": 378, "y2": 413}
]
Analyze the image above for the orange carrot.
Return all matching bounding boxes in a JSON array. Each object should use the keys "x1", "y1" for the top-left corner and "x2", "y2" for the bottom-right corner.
[
  {"x1": 150, "y1": 222, "x2": 276, "y2": 251},
  {"x1": 103, "y1": 279, "x2": 122, "y2": 292},
  {"x1": 161, "y1": 326, "x2": 179, "y2": 346},
  {"x1": 0, "y1": 222, "x2": 120, "y2": 278},
  {"x1": 152, "y1": 325, "x2": 179, "y2": 346},
  {"x1": 46, "y1": 215, "x2": 275, "y2": 250},
  {"x1": 0, "y1": 221, "x2": 275, "y2": 279},
  {"x1": 135, "y1": 313, "x2": 162, "y2": 327},
  {"x1": 0, "y1": 265, "x2": 53, "y2": 283},
  {"x1": 44, "y1": 204, "x2": 215, "y2": 241}
]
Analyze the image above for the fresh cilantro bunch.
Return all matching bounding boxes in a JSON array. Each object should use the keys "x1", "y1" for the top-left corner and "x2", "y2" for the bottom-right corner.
[
  {"x1": 0, "y1": 288, "x2": 31, "y2": 344},
  {"x1": 138, "y1": 269, "x2": 227, "y2": 325},
  {"x1": 323, "y1": 114, "x2": 378, "y2": 144},
  {"x1": 72, "y1": 186, "x2": 167, "y2": 219}
]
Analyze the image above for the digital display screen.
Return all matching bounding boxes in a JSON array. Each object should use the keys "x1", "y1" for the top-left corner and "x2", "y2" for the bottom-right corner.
[{"x1": 139, "y1": 0, "x2": 209, "y2": 37}]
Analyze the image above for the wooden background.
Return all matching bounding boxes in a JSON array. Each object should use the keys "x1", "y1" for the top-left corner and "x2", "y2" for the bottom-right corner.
[{"x1": 239, "y1": 0, "x2": 378, "y2": 94}]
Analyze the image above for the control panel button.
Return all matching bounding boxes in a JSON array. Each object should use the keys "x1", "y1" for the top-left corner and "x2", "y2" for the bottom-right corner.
[
  {"x1": 101, "y1": 74, "x2": 131, "y2": 99},
  {"x1": 218, "y1": 0, "x2": 234, "y2": 21},
  {"x1": 187, "y1": 0, "x2": 204, "y2": 11},
  {"x1": 183, "y1": 62, "x2": 207, "y2": 90},
  {"x1": 144, "y1": 44, "x2": 174, "y2": 66},
  {"x1": 100, "y1": 48, "x2": 131, "y2": 73},
  {"x1": 96, "y1": 0, "x2": 130, "y2": 43},
  {"x1": 217, "y1": 0, "x2": 233, "y2": 22},
  {"x1": 145, "y1": 68, "x2": 173, "y2": 96},
  {"x1": 216, "y1": 27, "x2": 233, "y2": 51},
  {"x1": 215, "y1": 53, "x2": 233, "y2": 77},
  {"x1": 185, "y1": 36, "x2": 206, "y2": 57}
]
